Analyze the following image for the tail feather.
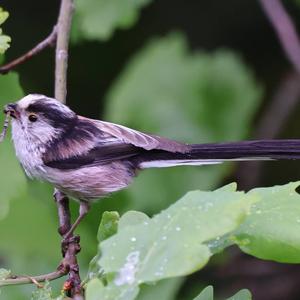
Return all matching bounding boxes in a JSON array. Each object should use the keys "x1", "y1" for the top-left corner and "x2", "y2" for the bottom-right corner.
[{"x1": 137, "y1": 139, "x2": 300, "y2": 169}]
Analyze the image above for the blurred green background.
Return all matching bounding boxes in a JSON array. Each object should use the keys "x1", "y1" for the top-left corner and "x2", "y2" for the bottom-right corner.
[{"x1": 1, "y1": 0, "x2": 300, "y2": 299}]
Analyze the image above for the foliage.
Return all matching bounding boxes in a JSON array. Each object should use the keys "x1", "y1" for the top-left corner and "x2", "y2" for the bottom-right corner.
[
  {"x1": 98, "y1": 187, "x2": 253, "y2": 284},
  {"x1": 0, "y1": 268, "x2": 10, "y2": 280},
  {"x1": 226, "y1": 289, "x2": 252, "y2": 300},
  {"x1": 31, "y1": 282, "x2": 63, "y2": 300},
  {"x1": 1, "y1": 1, "x2": 299, "y2": 299},
  {"x1": 82, "y1": 182, "x2": 300, "y2": 300},
  {"x1": 193, "y1": 286, "x2": 252, "y2": 300},
  {"x1": 105, "y1": 33, "x2": 261, "y2": 142},
  {"x1": 72, "y1": 0, "x2": 153, "y2": 41},
  {"x1": 86, "y1": 211, "x2": 120, "y2": 282},
  {"x1": 0, "y1": 21, "x2": 264, "y2": 300},
  {"x1": 136, "y1": 278, "x2": 183, "y2": 300},
  {"x1": 105, "y1": 33, "x2": 262, "y2": 214},
  {"x1": 193, "y1": 286, "x2": 214, "y2": 300},
  {"x1": 0, "y1": 269, "x2": 10, "y2": 296},
  {"x1": 234, "y1": 182, "x2": 300, "y2": 263},
  {"x1": 0, "y1": 7, "x2": 11, "y2": 54}
]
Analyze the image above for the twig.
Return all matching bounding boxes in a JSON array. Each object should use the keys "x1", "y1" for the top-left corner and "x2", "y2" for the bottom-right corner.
[
  {"x1": 259, "y1": 0, "x2": 300, "y2": 73},
  {"x1": 54, "y1": 190, "x2": 82, "y2": 298},
  {"x1": 54, "y1": 1, "x2": 81, "y2": 298},
  {"x1": 55, "y1": 0, "x2": 74, "y2": 103},
  {"x1": 254, "y1": 71, "x2": 300, "y2": 138},
  {"x1": 0, "y1": 27, "x2": 57, "y2": 75},
  {"x1": 0, "y1": 268, "x2": 67, "y2": 287},
  {"x1": 55, "y1": 0, "x2": 83, "y2": 296}
]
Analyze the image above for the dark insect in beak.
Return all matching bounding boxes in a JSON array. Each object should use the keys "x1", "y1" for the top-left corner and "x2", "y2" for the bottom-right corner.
[
  {"x1": 4, "y1": 103, "x2": 18, "y2": 119},
  {"x1": 0, "y1": 109, "x2": 11, "y2": 143}
]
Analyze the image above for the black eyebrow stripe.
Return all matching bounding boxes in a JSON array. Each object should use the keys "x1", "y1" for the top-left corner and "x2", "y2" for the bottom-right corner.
[
  {"x1": 27, "y1": 100, "x2": 77, "y2": 129},
  {"x1": 27, "y1": 101, "x2": 58, "y2": 113}
]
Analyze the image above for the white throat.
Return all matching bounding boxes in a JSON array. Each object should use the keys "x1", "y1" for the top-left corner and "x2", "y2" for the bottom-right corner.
[{"x1": 11, "y1": 120, "x2": 47, "y2": 178}]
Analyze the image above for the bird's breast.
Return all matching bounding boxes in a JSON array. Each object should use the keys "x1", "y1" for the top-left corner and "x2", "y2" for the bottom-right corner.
[
  {"x1": 11, "y1": 124, "x2": 46, "y2": 179},
  {"x1": 42, "y1": 162, "x2": 136, "y2": 201}
]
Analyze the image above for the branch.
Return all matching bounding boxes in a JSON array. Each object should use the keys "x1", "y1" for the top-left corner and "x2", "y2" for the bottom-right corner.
[
  {"x1": 54, "y1": 1, "x2": 82, "y2": 298},
  {"x1": 55, "y1": 0, "x2": 74, "y2": 103},
  {"x1": 53, "y1": 1, "x2": 81, "y2": 296},
  {"x1": 254, "y1": 71, "x2": 300, "y2": 138},
  {"x1": 0, "y1": 27, "x2": 57, "y2": 75},
  {"x1": 0, "y1": 268, "x2": 67, "y2": 287},
  {"x1": 259, "y1": 0, "x2": 300, "y2": 73},
  {"x1": 54, "y1": 190, "x2": 82, "y2": 298},
  {"x1": 53, "y1": 0, "x2": 82, "y2": 298}
]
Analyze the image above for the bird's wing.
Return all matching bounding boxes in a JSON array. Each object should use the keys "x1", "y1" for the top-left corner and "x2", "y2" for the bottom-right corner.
[
  {"x1": 43, "y1": 117, "x2": 189, "y2": 169},
  {"x1": 44, "y1": 142, "x2": 143, "y2": 169},
  {"x1": 90, "y1": 118, "x2": 189, "y2": 153}
]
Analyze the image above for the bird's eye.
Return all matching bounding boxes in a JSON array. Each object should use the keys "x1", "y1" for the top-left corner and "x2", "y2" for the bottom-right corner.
[{"x1": 28, "y1": 114, "x2": 38, "y2": 122}]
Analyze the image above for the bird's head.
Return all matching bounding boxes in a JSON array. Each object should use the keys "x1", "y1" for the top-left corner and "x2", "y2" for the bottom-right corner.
[{"x1": 5, "y1": 94, "x2": 77, "y2": 145}]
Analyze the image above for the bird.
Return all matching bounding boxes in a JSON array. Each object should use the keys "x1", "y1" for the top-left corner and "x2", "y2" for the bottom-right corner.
[{"x1": 3, "y1": 93, "x2": 300, "y2": 237}]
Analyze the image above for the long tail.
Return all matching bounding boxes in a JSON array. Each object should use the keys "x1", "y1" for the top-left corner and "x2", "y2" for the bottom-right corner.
[{"x1": 137, "y1": 139, "x2": 300, "y2": 169}]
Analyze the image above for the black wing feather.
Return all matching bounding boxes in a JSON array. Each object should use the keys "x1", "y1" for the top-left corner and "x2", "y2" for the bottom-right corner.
[{"x1": 44, "y1": 143, "x2": 145, "y2": 169}]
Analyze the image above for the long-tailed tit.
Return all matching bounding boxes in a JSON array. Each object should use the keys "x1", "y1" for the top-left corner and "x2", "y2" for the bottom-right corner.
[{"x1": 3, "y1": 94, "x2": 300, "y2": 237}]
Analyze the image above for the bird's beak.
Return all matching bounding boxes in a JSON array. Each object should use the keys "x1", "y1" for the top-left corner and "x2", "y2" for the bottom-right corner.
[{"x1": 3, "y1": 103, "x2": 19, "y2": 119}]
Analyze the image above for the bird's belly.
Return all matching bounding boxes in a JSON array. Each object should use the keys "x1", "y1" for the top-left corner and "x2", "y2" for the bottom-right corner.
[{"x1": 42, "y1": 162, "x2": 136, "y2": 201}]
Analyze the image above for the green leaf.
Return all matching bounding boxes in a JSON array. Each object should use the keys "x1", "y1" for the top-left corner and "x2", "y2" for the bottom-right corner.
[
  {"x1": 0, "y1": 268, "x2": 11, "y2": 280},
  {"x1": 97, "y1": 211, "x2": 120, "y2": 242},
  {"x1": 30, "y1": 282, "x2": 64, "y2": 300},
  {"x1": 193, "y1": 287, "x2": 252, "y2": 300},
  {"x1": 226, "y1": 289, "x2": 252, "y2": 300},
  {"x1": 136, "y1": 278, "x2": 183, "y2": 300},
  {"x1": 87, "y1": 212, "x2": 120, "y2": 282},
  {"x1": 100, "y1": 189, "x2": 252, "y2": 281},
  {"x1": 86, "y1": 278, "x2": 101, "y2": 300},
  {"x1": 31, "y1": 282, "x2": 52, "y2": 300},
  {"x1": 106, "y1": 33, "x2": 261, "y2": 142},
  {"x1": 73, "y1": 0, "x2": 152, "y2": 41},
  {"x1": 193, "y1": 285, "x2": 213, "y2": 300},
  {"x1": 87, "y1": 183, "x2": 300, "y2": 299},
  {"x1": 0, "y1": 8, "x2": 8, "y2": 25},
  {"x1": 0, "y1": 33, "x2": 11, "y2": 54},
  {"x1": 105, "y1": 32, "x2": 262, "y2": 213},
  {"x1": 90, "y1": 185, "x2": 254, "y2": 299},
  {"x1": 234, "y1": 182, "x2": 300, "y2": 263},
  {"x1": 86, "y1": 278, "x2": 139, "y2": 300},
  {"x1": 86, "y1": 278, "x2": 104, "y2": 300},
  {"x1": 118, "y1": 211, "x2": 149, "y2": 230},
  {"x1": 0, "y1": 7, "x2": 11, "y2": 54}
]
